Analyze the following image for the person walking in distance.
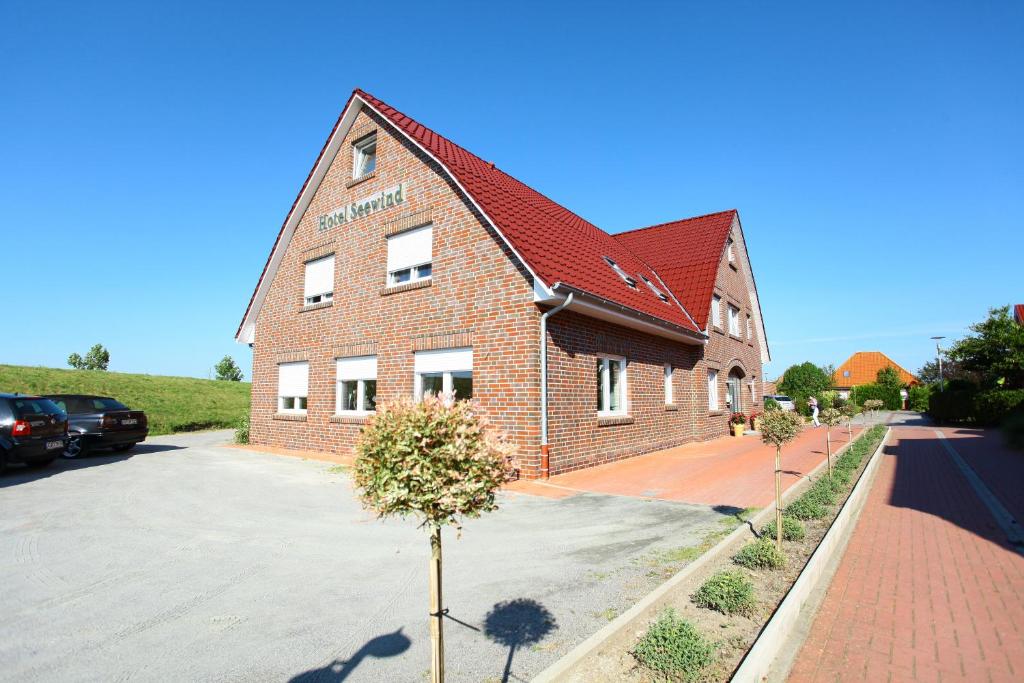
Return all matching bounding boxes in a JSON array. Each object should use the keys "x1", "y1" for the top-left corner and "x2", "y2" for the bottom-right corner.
[{"x1": 808, "y1": 395, "x2": 820, "y2": 427}]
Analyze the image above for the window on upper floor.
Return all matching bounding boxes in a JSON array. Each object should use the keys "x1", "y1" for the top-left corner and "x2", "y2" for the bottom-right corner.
[
  {"x1": 353, "y1": 133, "x2": 377, "y2": 179},
  {"x1": 303, "y1": 254, "x2": 335, "y2": 306},
  {"x1": 278, "y1": 362, "x2": 309, "y2": 413},
  {"x1": 728, "y1": 305, "x2": 740, "y2": 336},
  {"x1": 711, "y1": 295, "x2": 722, "y2": 329},
  {"x1": 727, "y1": 238, "x2": 736, "y2": 263},
  {"x1": 387, "y1": 224, "x2": 433, "y2": 287},
  {"x1": 415, "y1": 347, "x2": 472, "y2": 401},
  {"x1": 602, "y1": 256, "x2": 637, "y2": 289},
  {"x1": 596, "y1": 355, "x2": 627, "y2": 415},
  {"x1": 640, "y1": 275, "x2": 670, "y2": 302},
  {"x1": 336, "y1": 356, "x2": 377, "y2": 414}
]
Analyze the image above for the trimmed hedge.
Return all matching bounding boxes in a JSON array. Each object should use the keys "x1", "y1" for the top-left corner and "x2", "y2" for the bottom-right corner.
[
  {"x1": 929, "y1": 387, "x2": 1024, "y2": 425},
  {"x1": 850, "y1": 383, "x2": 902, "y2": 410}
]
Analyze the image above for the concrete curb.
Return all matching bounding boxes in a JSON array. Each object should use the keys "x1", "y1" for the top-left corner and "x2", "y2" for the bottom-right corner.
[
  {"x1": 730, "y1": 426, "x2": 892, "y2": 682},
  {"x1": 531, "y1": 425, "x2": 874, "y2": 683}
]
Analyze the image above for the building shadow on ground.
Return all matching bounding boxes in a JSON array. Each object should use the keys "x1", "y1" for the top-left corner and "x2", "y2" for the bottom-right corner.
[
  {"x1": 484, "y1": 598, "x2": 557, "y2": 683},
  {"x1": 0, "y1": 449, "x2": 148, "y2": 488},
  {"x1": 288, "y1": 628, "x2": 411, "y2": 682}
]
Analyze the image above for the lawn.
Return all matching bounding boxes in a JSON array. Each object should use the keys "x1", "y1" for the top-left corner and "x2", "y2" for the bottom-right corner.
[{"x1": 0, "y1": 364, "x2": 250, "y2": 436}]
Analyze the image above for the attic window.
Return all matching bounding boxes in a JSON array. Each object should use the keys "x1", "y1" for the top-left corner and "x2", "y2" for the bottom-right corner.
[
  {"x1": 639, "y1": 275, "x2": 670, "y2": 302},
  {"x1": 353, "y1": 133, "x2": 377, "y2": 179},
  {"x1": 727, "y1": 238, "x2": 736, "y2": 263},
  {"x1": 602, "y1": 257, "x2": 637, "y2": 289}
]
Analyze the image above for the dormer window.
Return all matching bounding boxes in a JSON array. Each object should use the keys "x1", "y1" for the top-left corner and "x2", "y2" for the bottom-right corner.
[
  {"x1": 602, "y1": 256, "x2": 637, "y2": 289},
  {"x1": 353, "y1": 133, "x2": 377, "y2": 179},
  {"x1": 639, "y1": 275, "x2": 670, "y2": 302}
]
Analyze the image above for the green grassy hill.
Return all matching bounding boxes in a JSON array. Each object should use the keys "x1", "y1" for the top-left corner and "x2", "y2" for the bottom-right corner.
[{"x1": 0, "y1": 365, "x2": 250, "y2": 436}]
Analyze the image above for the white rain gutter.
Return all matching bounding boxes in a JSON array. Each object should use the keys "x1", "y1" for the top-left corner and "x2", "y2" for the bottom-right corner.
[{"x1": 539, "y1": 292, "x2": 574, "y2": 478}]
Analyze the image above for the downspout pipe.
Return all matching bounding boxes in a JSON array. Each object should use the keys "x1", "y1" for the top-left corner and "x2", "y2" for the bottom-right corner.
[{"x1": 539, "y1": 292, "x2": 574, "y2": 479}]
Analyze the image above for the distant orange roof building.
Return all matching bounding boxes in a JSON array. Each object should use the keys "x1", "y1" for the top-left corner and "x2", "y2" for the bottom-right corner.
[
  {"x1": 1015, "y1": 304, "x2": 1024, "y2": 325},
  {"x1": 833, "y1": 351, "x2": 918, "y2": 389}
]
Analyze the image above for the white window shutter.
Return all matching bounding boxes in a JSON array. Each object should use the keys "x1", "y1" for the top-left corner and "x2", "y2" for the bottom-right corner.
[
  {"x1": 279, "y1": 362, "x2": 309, "y2": 397},
  {"x1": 336, "y1": 356, "x2": 377, "y2": 381},
  {"x1": 387, "y1": 225, "x2": 432, "y2": 272},
  {"x1": 414, "y1": 347, "x2": 472, "y2": 373},
  {"x1": 304, "y1": 255, "x2": 335, "y2": 298}
]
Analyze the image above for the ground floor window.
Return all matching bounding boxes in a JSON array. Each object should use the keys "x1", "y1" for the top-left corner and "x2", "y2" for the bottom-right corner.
[
  {"x1": 708, "y1": 369, "x2": 719, "y2": 410},
  {"x1": 596, "y1": 355, "x2": 627, "y2": 415},
  {"x1": 336, "y1": 355, "x2": 377, "y2": 414},
  {"x1": 664, "y1": 363, "x2": 674, "y2": 404},
  {"x1": 727, "y1": 369, "x2": 744, "y2": 412},
  {"x1": 278, "y1": 361, "x2": 309, "y2": 413},
  {"x1": 414, "y1": 347, "x2": 472, "y2": 400}
]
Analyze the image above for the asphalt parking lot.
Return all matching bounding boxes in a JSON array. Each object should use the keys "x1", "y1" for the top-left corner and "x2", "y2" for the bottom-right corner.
[{"x1": 0, "y1": 431, "x2": 735, "y2": 682}]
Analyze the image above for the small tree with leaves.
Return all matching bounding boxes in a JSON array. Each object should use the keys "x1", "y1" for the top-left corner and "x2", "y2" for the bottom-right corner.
[
  {"x1": 354, "y1": 396, "x2": 514, "y2": 683},
  {"x1": 760, "y1": 409, "x2": 804, "y2": 551},
  {"x1": 820, "y1": 407, "x2": 844, "y2": 479},
  {"x1": 863, "y1": 399, "x2": 884, "y2": 424},
  {"x1": 214, "y1": 355, "x2": 244, "y2": 381},
  {"x1": 68, "y1": 344, "x2": 110, "y2": 371},
  {"x1": 841, "y1": 401, "x2": 860, "y2": 442}
]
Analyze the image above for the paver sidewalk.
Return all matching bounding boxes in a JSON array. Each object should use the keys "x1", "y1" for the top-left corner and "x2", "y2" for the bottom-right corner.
[
  {"x1": 510, "y1": 422, "x2": 866, "y2": 508},
  {"x1": 790, "y1": 426, "x2": 1024, "y2": 682}
]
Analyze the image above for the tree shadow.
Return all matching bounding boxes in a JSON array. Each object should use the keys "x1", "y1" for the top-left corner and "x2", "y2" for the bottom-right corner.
[
  {"x1": 484, "y1": 599, "x2": 557, "y2": 683},
  {"x1": 288, "y1": 628, "x2": 411, "y2": 682}
]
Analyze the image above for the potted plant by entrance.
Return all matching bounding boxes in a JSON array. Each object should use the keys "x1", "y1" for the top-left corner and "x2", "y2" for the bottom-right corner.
[
  {"x1": 750, "y1": 411, "x2": 763, "y2": 432},
  {"x1": 730, "y1": 412, "x2": 747, "y2": 437}
]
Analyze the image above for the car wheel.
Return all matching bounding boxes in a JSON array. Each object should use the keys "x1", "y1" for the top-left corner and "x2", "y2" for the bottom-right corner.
[{"x1": 63, "y1": 435, "x2": 88, "y2": 459}]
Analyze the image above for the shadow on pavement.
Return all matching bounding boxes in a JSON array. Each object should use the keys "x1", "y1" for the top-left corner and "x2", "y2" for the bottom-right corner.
[
  {"x1": 484, "y1": 598, "x2": 557, "y2": 683},
  {"x1": 288, "y1": 628, "x2": 411, "y2": 682},
  {"x1": 0, "y1": 451, "x2": 135, "y2": 488}
]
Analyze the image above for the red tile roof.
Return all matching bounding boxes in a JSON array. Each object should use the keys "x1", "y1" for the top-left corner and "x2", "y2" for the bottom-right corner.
[
  {"x1": 355, "y1": 89, "x2": 703, "y2": 334},
  {"x1": 239, "y1": 89, "x2": 748, "y2": 340},
  {"x1": 833, "y1": 351, "x2": 918, "y2": 387},
  {"x1": 614, "y1": 211, "x2": 737, "y2": 329},
  {"x1": 1015, "y1": 304, "x2": 1024, "y2": 325}
]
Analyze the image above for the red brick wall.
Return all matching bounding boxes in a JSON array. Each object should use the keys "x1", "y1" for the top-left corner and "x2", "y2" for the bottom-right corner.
[{"x1": 250, "y1": 107, "x2": 542, "y2": 473}]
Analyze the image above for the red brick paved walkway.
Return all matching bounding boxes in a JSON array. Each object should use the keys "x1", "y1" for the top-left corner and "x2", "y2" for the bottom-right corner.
[
  {"x1": 790, "y1": 426, "x2": 1024, "y2": 682},
  {"x1": 508, "y1": 422, "x2": 864, "y2": 508}
]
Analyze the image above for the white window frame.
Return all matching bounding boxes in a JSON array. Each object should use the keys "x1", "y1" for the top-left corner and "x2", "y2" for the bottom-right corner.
[
  {"x1": 746, "y1": 314, "x2": 752, "y2": 340},
  {"x1": 596, "y1": 354, "x2": 628, "y2": 416},
  {"x1": 711, "y1": 295, "x2": 722, "y2": 330},
  {"x1": 303, "y1": 254, "x2": 335, "y2": 306},
  {"x1": 335, "y1": 356, "x2": 377, "y2": 415},
  {"x1": 414, "y1": 347, "x2": 473, "y2": 400},
  {"x1": 728, "y1": 305, "x2": 740, "y2": 336},
  {"x1": 664, "y1": 363, "x2": 674, "y2": 404},
  {"x1": 640, "y1": 275, "x2": 669, "y2": 302},
  {"x1": 352, "y1": 133, "x2": 377, "y2": 179},
  {"x1": 278, "y1": 361, "x2": 309, "y2": 414},
  {"x1": 708, "y1": 369, "x2": 719, "y2": 411},
  {"x1": 387, "y1": 224, "x2": 433, "y2": 287},
  {"x1": 602, "y1": 256, "x2": 638, "y2": 289},
  {"x1": 727, "y1": 238, "x2": 736, "y2": 263}
]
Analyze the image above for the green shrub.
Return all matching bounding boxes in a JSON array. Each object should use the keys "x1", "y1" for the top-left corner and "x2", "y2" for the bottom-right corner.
[
  {"x1": 805, "y1": 479, "x2": 839, "y2": 506},
  {"x1": 974, "y1": 390, "x2": 1024, "y2": 426},
  {"x1": 764, "y1": 397, "x2": 781, "y2": 411},
  {"x1": 760, "y1": 516, "x2": 805, "y2": 542},
  {"x1": 733, "y1": 538, "x2": 786, "y2": 570},
  {"x1": 632, "y1": 609, "x2": 715, "y2": 682},
  {"x1": 830, "y1": 467, "x2": 852, "y2": 488},
  {"x1": 928, "y1": 385, "x2": 978, "y2": 424},
  {"x1": 234, "y1": 413, "x2": 250, "y2": 444},
  {"x1": 692, "y1": 570, "x2": 757, "y2": 615},
  {"x1": 907, "y1": 384, "x2": 930, "y2": 412},
  {"x1": 786, "y1": 496, "x2": 827, "y2": 520},
  {"x1": 1004, "y1": 409, "x2": 1024, "y2": 450},
  {"x1": 851, "y1": 383, "x2": 902, "y2": 410}
]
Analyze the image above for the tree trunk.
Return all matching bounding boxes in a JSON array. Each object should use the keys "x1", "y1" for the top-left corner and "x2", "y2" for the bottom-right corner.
[
  {"x1": 775, "y1": 446, "x2": 783, "y2": 550},
  {"x1": 826, "y1": 428, "x2": 833, "y2": 479},
  {"x1": 429, "y1": 525, "x2": 445, "y2": 683}
]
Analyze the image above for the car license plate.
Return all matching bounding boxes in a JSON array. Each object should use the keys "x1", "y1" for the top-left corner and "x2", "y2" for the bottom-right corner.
[
  {"x1": 46, "y1": 440, "x2": 63, "y2": 450},
  {"x1": 122, "y1": 418, "x2": 138, "y2": 426}
]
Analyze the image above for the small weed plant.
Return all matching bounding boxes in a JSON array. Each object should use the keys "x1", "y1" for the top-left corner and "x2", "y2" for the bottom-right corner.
[
  {"x1": 760, "y1": 516, "x2": 806, "y2": 542},
  {"x1": 733, "y1": 538, "x2": 786, "y2": 570},
  {"x1": 693, "y1": 570, "x2": 757, "y2": 616},
  {"x1": 632, "y1": 609, "x2": 715, "y2": 682},
  {"x1": 786, "y1": 496, "x2": 827, "y2": 521},
  {"x1": 234, "y1": 413, "x2": 250, "y2": 444}
]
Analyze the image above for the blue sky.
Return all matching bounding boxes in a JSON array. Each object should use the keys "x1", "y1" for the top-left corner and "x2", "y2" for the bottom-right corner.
[{"x1": 2, "y1": 1, "x2": 1021, "y2": 380}]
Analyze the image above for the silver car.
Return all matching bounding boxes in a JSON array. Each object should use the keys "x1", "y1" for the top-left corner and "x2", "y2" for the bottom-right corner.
[{"x1": 764, "y1": 395, "x2": 797, "y2": 412}]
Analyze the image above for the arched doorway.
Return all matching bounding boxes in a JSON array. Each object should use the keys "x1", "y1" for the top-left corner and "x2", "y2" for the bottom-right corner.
[{"x1": 727, "y1": 367, "x2": 745, "y2": 413}]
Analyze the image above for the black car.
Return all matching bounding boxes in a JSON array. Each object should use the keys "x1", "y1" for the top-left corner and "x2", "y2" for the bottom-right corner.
[
  {"x1": 45, "y1": 395, "x2": 148, "y2": 458},
  {"x1": 0, "y1": 393, "x2": 68, "y2": 470}
]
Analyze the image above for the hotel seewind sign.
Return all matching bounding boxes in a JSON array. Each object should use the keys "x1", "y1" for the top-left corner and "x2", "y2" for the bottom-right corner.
[{"x1": 318, "y1": 183, "x2": 406, "y2": 232}]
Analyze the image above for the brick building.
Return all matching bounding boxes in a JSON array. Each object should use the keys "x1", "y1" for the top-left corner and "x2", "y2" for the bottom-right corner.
[{"x1": 236, "y1": 89, "x2": 770, "y2": 478}]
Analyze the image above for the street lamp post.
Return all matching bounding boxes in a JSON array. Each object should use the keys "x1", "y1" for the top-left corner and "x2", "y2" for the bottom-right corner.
[{"x1": 930, "y1": 336, "x2": 945, "y2": 391}]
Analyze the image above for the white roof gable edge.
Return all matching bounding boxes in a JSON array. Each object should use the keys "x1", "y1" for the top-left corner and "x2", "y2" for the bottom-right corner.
[
  {"x1": 236, "y1": 93, "x2": 547, "y2": 344},
  {"x1": 729, "y1": 214, "x2": 771, "y2": 364}
]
